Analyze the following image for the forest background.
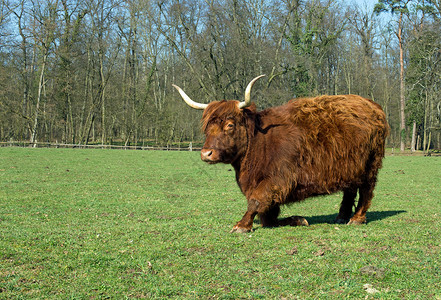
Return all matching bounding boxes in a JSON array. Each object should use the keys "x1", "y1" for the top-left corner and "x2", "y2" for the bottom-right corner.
[{"x1": 0, "y1": 0, "x2": 440, "y2": 151}]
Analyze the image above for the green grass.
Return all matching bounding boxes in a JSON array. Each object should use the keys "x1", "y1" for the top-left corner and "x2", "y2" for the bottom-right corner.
[{"x1": 1, "y1": 148, "x2": 440, "y2": 299}]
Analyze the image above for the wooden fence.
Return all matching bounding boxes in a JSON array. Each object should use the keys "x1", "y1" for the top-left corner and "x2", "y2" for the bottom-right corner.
[{"x1": 0, "y1": 141, "x2": 202, "y2": 151}]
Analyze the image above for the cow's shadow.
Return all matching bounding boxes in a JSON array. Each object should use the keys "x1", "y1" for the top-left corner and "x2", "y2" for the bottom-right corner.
[
  {"x1": 299, "y1": 210, "x2": 407, "y2": 225},
  {"x1": 254, "y1": 210, "x2": 406, "y2": 227}
]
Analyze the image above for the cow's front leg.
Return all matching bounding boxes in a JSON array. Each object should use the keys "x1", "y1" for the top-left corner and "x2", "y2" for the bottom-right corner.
[{"x1": 230, "y1": 199, "x2": 266, "y2": 233}]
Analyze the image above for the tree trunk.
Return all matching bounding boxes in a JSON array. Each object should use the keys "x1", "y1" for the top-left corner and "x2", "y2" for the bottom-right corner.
[
  {"x1": 100, "y1": 52, "x2": 106, "y2": 145},
  {"x1": 398, "y1": 12, "x2": 406, "y2": 152},
  {"x1": 410, "y1": 120, "x2": 416, "y2": 152},
  {"x1": 426, "y1": 131, "x2": 431, "y2": 152},
  {"x1": 423, "y1": 89, "x2": 429, "y2": 153},
  {"x1": 30, "y1": 55, "x2": 47, "y2": 147}
]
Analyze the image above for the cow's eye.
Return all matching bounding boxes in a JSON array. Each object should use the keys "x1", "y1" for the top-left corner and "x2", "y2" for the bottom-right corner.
[{"x1": 226, "y1": 123, "x2": 234, "y2": 130}]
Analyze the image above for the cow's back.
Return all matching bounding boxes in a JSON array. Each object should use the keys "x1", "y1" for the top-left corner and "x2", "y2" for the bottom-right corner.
[{"x1": 288, "y1": 95, "x2": 388, "y2": 154}]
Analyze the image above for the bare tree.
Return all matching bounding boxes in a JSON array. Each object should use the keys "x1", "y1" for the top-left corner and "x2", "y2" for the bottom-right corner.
[
  {"x1": 29, "y1": 0, "x2": 60, "y2": 146},
  {"x1": 349, "y1": 5, "x2": 379, "y2": 98},
  {"x1": 375, "y1": 0, "x2": 411, "y2": 152}
]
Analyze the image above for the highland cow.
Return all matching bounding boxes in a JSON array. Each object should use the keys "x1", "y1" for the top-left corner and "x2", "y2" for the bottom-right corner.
[{"x1": 173, "y1": 75, "x2": 389, "y2": 232}]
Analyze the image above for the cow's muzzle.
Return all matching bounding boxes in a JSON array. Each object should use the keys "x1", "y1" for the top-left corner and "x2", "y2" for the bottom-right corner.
[{"x1": 201, "y1": 149, "x2": 218, "y2": 163}]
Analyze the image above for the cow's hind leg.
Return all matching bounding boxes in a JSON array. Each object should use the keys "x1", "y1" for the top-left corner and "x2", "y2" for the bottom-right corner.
[
  {"x1": 335, "y1": 187, "x2": 357, "y2": 224},
  {"x1": 349, "y1": 182, "x2": 374, "y2": 224},
  {"x1": 349, "y1": 153, "x2": 382, "y2": 225}
]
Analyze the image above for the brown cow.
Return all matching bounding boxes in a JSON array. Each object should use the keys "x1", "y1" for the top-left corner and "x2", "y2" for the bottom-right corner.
[{"x1": 173, "y1": 75, "x2": 389, "y2": 233}]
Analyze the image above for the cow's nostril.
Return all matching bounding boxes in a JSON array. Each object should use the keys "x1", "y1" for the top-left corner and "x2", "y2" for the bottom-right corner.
[{"x1": 201, "y1": 149, "x2": 214, "y2": 161}]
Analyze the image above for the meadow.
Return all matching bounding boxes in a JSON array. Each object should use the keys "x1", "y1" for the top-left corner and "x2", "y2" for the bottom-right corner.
[{"x1": 0, "y1": 147, "x2": 440, "y2": 299}]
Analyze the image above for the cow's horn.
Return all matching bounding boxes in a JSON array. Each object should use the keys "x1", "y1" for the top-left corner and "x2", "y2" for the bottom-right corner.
[
  {"x1": 239, "y1": 74, "x2": 266, "y2": 109},
  {"x1": 172, "y1": 84, "x2": 208, "y2": 110}
]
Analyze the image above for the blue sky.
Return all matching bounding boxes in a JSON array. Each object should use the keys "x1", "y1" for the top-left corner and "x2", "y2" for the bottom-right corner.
[
  {"x1": 351, "y1": 0, "x2": 378, "y2": 11},
  {"x1": 349, "y1": 0, "x2": 392, "y2": 24}
]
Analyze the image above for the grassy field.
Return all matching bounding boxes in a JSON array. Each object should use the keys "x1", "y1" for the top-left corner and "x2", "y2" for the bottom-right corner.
[{"x1": 0, "y1": 147, "x2": 440, "y2": 299}]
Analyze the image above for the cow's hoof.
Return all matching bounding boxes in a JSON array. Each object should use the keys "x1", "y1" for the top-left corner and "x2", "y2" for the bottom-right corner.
[
  {"x1": 281, "y1": 216, "x2": 309, "y2": 227},
  {"x1": 348, "y1": 218, "x2": 366, "y2": 225},
  {"x1": 291, "y1": 216, "x2": 309, "y2": 226},
  {"x1": 230, "y1": 225, "x2": 252, "y2": 233}
]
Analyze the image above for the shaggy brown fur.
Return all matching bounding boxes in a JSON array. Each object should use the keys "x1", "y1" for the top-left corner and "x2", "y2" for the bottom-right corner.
[{"x1": 200, "y1": 95, "x2": 389, "y2": 232}]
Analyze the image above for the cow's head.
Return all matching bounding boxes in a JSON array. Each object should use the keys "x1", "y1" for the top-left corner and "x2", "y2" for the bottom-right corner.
[{"x1": 172, "y1": 75, "x2": 265, "y2": 164}]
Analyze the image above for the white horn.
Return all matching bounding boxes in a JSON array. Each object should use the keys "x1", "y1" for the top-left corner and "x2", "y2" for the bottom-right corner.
[
  {"x1": 172, "y1": 84, "x2": 208, "y2": 110},
  {"x1": 239, "y1": 74, "x2": 266, "y2": 109}
]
